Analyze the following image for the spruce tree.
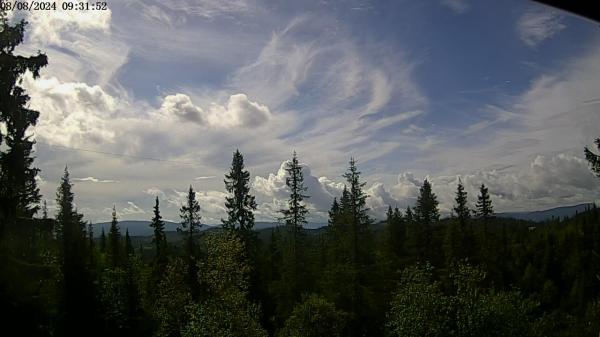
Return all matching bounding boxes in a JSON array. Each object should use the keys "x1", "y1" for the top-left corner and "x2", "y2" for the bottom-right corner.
[
  {"x1": 475, "y1": 184, "x2": 493, "y2": 219},
  {"x1": 328, "y1": 197, "x2": 340, "y2": 226},
  {"x1": 279, "y1": 151, "x2": 310, "y2": 314},
  {"x1": 42, "y1": 200, "x2": 48, "y2": 219},
  {"x1": 55, "y1": 167, "x2": 97, "y2": 335},
  {"x1": 150, "y1": 196, "x2": 166, "y2": 262},
  {"x1": 0, "y1": 16, "x2": 48, "y2": 226},
  {"x1": 340, "y1": 158, "x2": 374, "y2": 337},
  {"x1": 179, "y1": 185, "x2": 202, "y2": 298},
  {"x1": 453, "y1": 179, "x2": 474, "y2": 260},
  {"x1": 584, "y1": 138, "x2": 600, "y2": 177},
  {"x1": 125, "y1": 228, "x2": 134, "y2": 257},
  {"x1": 100, "y1": 227, "x2": 107, "y2": 253},
  {"x1": 454, "y1": 179, "x2": 470, "y2": 225},
  {"x1": 179, "y1": 185, "x2": 202, "y2": 254},
  {"x1": 222, "y1": 149, "x2": 257, "y2": 238},
  {"x1": 413, "y1": 179, "x2": 439, "y2": 261},
  {"x1": 108, "y1": 206, "x2": 122, "y2": 268},
  {"x1": 281, "y1": 151, "x2": 309, "y2": 234}
]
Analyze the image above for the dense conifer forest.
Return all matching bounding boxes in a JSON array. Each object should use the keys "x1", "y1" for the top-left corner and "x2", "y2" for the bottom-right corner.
[{"x1": 1, "y1": 13, "x2": 600, "y2": 337}]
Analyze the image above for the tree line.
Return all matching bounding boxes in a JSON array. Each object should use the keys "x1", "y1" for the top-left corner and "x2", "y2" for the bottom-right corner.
[{"x1": 1, "y1": 16, "x2": 600, "y2": 337}]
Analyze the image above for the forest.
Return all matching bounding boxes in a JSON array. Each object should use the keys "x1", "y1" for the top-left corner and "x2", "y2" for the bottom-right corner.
[{"x1": 1, "y1": 14, "x2": 600, "y2": 337}]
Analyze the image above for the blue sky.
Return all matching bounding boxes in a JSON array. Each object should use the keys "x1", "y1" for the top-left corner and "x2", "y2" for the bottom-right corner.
[{"x1": 9, "y1": 0, "x2": 600, "y2": 223}]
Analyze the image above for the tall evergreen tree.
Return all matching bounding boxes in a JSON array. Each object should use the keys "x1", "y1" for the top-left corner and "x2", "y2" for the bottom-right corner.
[
  {"x1": 386, "y1": 206, "x2": 405, "y2": 264},
  {"x1": 281, "y1": 151, "x2": 309, "y2": 234},
  {"x1": 108, "y1": 206, "x2": 122, "y2": 268},
  {"x1": 340, "y1": 158, "x2": 375, "y2": 337},
  {"x1": 150, "y1": 196, "x2": 166, "y2": 261},
  {"x1": 475, "y1": 184, "x2": 493, "y2": 219},
  {"x1": 55, "y1": 167, "x2": 98, "y2": 336},
  {"x1": 279, "y1": 151, "x2": 310, "y2": 316},
  {"x1": 100, "y1": 227, "x2": 107, "y2": 253},
  {"x1": 41, "y1": 199, "x2": 48, "y2": 219},
  {"x1": 222, "y1": 149, "x2": 257, "y2": 238},
  {"x1": 125, "y1": 228, "x2": 134, "y2": 257},
  {"x1": 0, "y1": 16, "x2": 47, "y2": 226},
  {"x1": 328, "y1": 197, "x2": 340, "y2": 227},
  {"x1": 457, "y1": 179, "x2": 474, "y2": 259},
  {"x1": 584, "y1": 138, "x2": 600, "y2": 177},
  {"x1": 413, "y1": 179, "x2": 439, "y2": 261},
  {"x1": 179, "y1": 185, "x2": 202, "y2": 298}
]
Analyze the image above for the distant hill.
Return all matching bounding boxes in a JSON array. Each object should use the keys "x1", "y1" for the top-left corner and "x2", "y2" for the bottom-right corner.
[
  {"x1": 92, "y1": 220, "x2": 326, "y2": 237},
  {"x1": 495, "y1": 203, "x2": 594, "y2": 222}
]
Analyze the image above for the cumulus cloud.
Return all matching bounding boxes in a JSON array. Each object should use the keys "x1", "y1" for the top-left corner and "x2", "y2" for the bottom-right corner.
[
  {"x1": 517, "y1": 7, "x2": 565, "y2": 48},
  {"x1": 160, "y1": 93, "x2": 206, "y2": 124},
  {"x1": 251, "y1": 152, "x2": 600, "y2": 221},
  {"x1": 158, "y1": 93, "x2": 271, "y2": 128},
  {"x1": 22, "y1": 73, "x2": 118, "y2": 147}
]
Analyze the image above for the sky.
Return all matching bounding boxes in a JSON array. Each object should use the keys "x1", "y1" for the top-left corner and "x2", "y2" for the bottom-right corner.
[{"x1": 7, "y1": 0, "x2": 600, "y2": 223}]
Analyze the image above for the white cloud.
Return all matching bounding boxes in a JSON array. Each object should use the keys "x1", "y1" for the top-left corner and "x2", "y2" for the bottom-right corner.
[
  {"x1": 73, "y1": 176, "x2": 118, "y2": 183},
  {"x1": 22, "y1": 73, "x2": 119, "y2": 147},
  {"x1": 158, "y1": 93, "x2": 271, "y2": 128},
  {"x1": 441, "y1": 0, "x2": 469, "y2": 14},
  {"x1": 195, "y1": 176, "x2": 217, "y2": 180},
  {"x1": 517, "y1": 7, "x2": 565, "y2": 48},
  {"x1": 122, "y1": 201, "x2": 146, "y2": 215},
  {"x1": 159, "y1": 93, "x2": 206, "y2": 124}
]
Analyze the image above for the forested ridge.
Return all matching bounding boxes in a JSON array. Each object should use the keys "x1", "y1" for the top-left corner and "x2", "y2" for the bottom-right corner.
[{"x1": 1, "y1": 15, "x2": 600, "y2": 337}]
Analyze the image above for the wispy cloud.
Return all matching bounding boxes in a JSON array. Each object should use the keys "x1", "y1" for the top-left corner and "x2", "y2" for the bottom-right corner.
[
  {"x1": 440, "y1": 0, "x2": 469, "y2": 14},
  {"x1": 73, "y1": 176, "x2": 118, "y2": 183},
  {"x1": 517, "y1": 6, "x2": 565, "y2": 48},
  {"x1": 195, "y1": 176, "x2": 217, "y2": 180}
]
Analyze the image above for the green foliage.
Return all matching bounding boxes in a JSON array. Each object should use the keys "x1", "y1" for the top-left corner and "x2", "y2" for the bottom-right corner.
[
  {"x1": 152, "y1": 257, "x2": 193, "y2": 337},
  {"x1": 277, "y1": 294, "x2": 347, "y2": 337},
  {"x1": 387, "y1": 263, "x2": 536, "y2": 337},
  {"x1": 0, "y1": 16, "x2": 47, "y2": 222},
  {"x1": 182, "y1": 232, "x2": 266, "y2": 337}
]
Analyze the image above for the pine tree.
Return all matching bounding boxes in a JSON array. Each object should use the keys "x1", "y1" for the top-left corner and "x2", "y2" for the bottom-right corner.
[
  {"x1": 0, "y1": 16, "x2": 48, "y2": 227},
  {"x1": 222, "y1": 149, "x2": 257, "y2": 238},
  {"x1": 108, "y1": 206, "x2": 122, "y2": 268},
  {"x1": 413, "y1": 179, "x2": 439, "y2": 261},
  {"x1": 150, "y1": 196, "x2": 166, "y2": 261}
]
